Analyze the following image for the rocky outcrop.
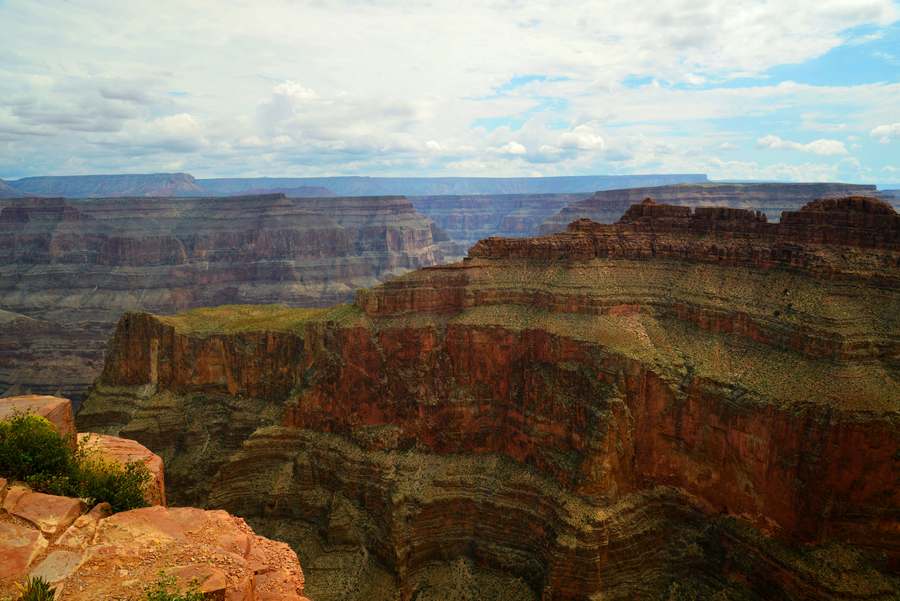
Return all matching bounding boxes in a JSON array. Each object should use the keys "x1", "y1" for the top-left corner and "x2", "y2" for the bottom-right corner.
[
  {"x1": 539, "y1": 182, "x2": 886, "y2": 232},
  {"x1": 0, "y1": 481, "x2": 308, "y2": 601},
  {"x1": 411, "y1": 194, "x2": 586, "y2": 246},
  {"x1": 0, "y1": 193, "x2": 449, "y2": 402},
  {"x1": 7, "y1": 173, "x2": 204, "y2": 197},
  {"x1": 0, "y1": 395, "x2": 308, "y2": 600},
  {"x1": 80, "y1": 197, "x2": 900, "y2": 600}
]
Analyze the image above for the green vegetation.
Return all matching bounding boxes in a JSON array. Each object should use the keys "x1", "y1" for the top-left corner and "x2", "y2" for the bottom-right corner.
[
  {"x1": 0, "y1": 413, "x2": 150, "y2": 512},
  {"x1": 156, "y1": 303, "x2": 368, "y2": 337},
  {"x1": 12, "y1": 577, "x2": 55, "y2": 601},
  {"x1": 142, "y1": 574, "x2": 205, "y2": 601},
  {"x1": 0, "y1": 413, "x2": 72, "y2": 481}
]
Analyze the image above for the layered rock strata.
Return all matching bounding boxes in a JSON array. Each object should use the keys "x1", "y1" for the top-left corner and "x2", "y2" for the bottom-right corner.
[
  {"x1": 411, "y1": 194, "x2": 586, "y2": 246},
  {"x1": 539, "y1": 182, "x2": 885, "y2": 233},
  {"x1": 0, "y1": 194, "x2": 449, "y2": 402},
  {"x1": 80, "y1": 197, "x2": 900, "y2": 600}
]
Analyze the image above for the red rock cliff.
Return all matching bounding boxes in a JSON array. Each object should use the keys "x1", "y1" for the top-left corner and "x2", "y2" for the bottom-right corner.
[{"x1": 81, "y1": 197, "x2": 900, "y2": 600}]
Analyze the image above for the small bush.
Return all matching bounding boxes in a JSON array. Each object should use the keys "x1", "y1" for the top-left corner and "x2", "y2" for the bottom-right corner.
[
  {"x1": 143, "y1": 574, "x2": 205, "y2": 601},
  {"x1": 0, "y1": 413, "x2": 151, "y2": 513},
  {"x1": 14, "y1": 576, "x2": 56, "y2": 601},
  {"x1": 0, "y1": 414, "x2": 72, "y2": 481}
]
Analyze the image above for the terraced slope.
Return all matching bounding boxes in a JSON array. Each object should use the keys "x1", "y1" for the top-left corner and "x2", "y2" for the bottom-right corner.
[{"x1": 80, "y1": 196, "x2": 900, "y2": 600}]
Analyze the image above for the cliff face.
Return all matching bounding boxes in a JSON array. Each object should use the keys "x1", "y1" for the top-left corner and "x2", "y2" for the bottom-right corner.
[
  {"x1": 0, "y1": 194, "x2": 448, "y2": 402},
  {"x1": 80, "y1": 197, "x2": 900, "y2": 600},
  {"x1": 410, "y1": 194, "x2": 586, "y2": 246},
  {"x1": 539, "y1": 183, "x2": 886, "y2": 233}
]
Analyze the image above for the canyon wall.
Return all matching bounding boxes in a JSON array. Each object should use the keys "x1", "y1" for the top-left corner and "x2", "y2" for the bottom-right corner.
[
  {"x1": 79, "y1": 196, "x2": 900, "y2": 600},
  {"x1": 410, "y1": 194, "x2": 586, "y2": 246},
  {"x1": 539, "y1": 182, "x2": 885, "y2": 233},
  {"x1": 0, "y1": 194, "x2": 449, "y2": 402}
]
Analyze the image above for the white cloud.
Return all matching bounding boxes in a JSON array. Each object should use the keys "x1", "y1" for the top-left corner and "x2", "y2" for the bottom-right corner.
[
  {"x1": 871, "y1": 123, "x2": 900, "y2": 143},
  {"x1": 0, "y1": 0, "x2": 897, "y2": 177},
  {"x1": 498, "y1": 141, "x2": 527, "y2": 155},
  {"x1": 757, "y1": 134, "x2": 848, "y2": 156}
]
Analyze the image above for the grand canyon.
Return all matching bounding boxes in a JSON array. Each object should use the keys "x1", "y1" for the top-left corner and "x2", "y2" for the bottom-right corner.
[
  {"x1": 3, "y1": 2, "x2": 900, "y2": 599},
  {"x1": 64, "y1": 193, "x2": 899, "y2": 600}
]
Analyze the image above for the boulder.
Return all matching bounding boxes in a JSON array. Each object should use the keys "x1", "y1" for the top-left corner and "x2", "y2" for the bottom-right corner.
[
  {"x1": 77, "y1": 432, "x2": 166, "y2": 506},
  {"x1": 0, "y1": 395, "x2": 76, "y2": 446}
]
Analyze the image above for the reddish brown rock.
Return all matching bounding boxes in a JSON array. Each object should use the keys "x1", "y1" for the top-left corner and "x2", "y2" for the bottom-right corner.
[
  {"x1": 0, "y1": 395, "x2": 76, "y2": 445},
  {"x1": 79, "y1": 197, "x2": 900, "y2": 600},
  {"x1": 7, "y1": 490, "x2": 84, "y2": 536},
  {"x1": 539, "y1": 182, "x2": 889, "y2": 232},
  {"x1": 0, "y1": 193, "x2": 449, "y2": 403},
  {"x1": 0, "y1": 496, "x2": 308, "y2": 600},
  {"x1": 0, "y1": 518, "x2": 48, "y2": 582},
  {"x1": 77, "y1": 432, "x2": 166, "y2": 506}
]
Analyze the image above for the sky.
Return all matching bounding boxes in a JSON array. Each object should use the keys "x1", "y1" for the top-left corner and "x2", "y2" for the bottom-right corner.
[{"x1": 1, "y1": 0, "x2": 899, "y2": 184}]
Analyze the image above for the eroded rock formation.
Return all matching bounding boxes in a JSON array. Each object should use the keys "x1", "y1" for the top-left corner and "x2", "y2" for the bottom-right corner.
[
  {"x1": 0, "y1": 194, "x2": 449, "y2": 402},
  {"x1": 539, "y1": 182, "x2": 887, "y2": 233},
  {"x1": 410, "y1": 194, "x2": 586, "y2": 246},
  {"x1": 80, "y1": 197, "x2": 900, "y2": 600}
]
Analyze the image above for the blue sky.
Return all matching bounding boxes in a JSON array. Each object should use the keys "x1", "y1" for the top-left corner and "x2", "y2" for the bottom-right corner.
[{"x1": 1, "y1": 0, "x2": 899, "y2": 185}]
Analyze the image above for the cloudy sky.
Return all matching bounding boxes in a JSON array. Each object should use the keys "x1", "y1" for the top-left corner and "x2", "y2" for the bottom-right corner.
[{"x1": 2, "y1": 0, "x2": 899, "y2": 184}]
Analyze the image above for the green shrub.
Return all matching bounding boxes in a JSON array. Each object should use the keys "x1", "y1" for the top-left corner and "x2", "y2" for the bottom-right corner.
[
  {"x1": 0, "y1": 413, "x2": 151, "y2": 513},
  {"x1": 14, "y1": 576, "x2": 56, "y2": 601},
  {"x1": 143, "y1": 574, "x2": 205, "y2": 601},
  {"x1": 0, "y1": 414, "x2": 73, "y2": 481}
]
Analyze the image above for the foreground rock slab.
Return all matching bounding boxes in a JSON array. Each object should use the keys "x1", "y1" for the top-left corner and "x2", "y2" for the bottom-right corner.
[{"x1": 0, "y1": 485, "x2": 308, "y2": 600}]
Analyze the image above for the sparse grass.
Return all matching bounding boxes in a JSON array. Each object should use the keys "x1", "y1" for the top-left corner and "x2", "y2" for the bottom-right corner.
[
  {"x1": 13, "y1": 577, "x2": 55, "y2": 601},
  {"x1": 142, "y1": 574, "x2": 205, "y2": 601},
  {"x1": 156, "y1": 303, "x2": 368, "y2": 337}
]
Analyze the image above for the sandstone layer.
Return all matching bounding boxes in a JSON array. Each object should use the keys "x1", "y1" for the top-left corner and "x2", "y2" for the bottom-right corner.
[
  {"x1": 0, "y1": 193, "x2": 449, "y2": 402},
  {"x1": 539, "y1": 182, "x2": 886, "y2": 233},
  {"x1": 411, "y1": 194, "x2": 586, "y2": 246},
  {"x1": 80, "y1": 197, "x2": 900, "y2": 600}
]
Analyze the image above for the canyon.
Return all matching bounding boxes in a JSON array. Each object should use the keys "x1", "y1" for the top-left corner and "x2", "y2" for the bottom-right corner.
[
  {"x1": 0, "y1": 194, "x2": 452, "y2": 403},
  {"x1": 77, "y1": 196, "x2": 900, "y2": 600},
  {"x1": 539, "y1": 182, "x2": 886, "y2": 233},
  {"x1": 410, "y1": 194, "x2": 587, "y2": 246}
]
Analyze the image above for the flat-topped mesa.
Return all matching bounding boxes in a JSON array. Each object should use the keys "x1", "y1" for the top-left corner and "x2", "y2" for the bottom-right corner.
[{"x1": 468, "y1": 197, "x2": 900, "y2": 270}]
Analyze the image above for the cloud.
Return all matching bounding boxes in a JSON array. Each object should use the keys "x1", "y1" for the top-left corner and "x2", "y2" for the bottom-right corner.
[
  {"x1": 498, "y1": 141, "x2": 527, "y2": 155},
  {"x1": 871, "y1": 122, "x2": 900, "y2": 143},
  {"x1": 757, "y1": 134, "x2": 848, "y2": 156},
  {"x1": 0, "y1": 1, "x2": 898, "y2": 178}
]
